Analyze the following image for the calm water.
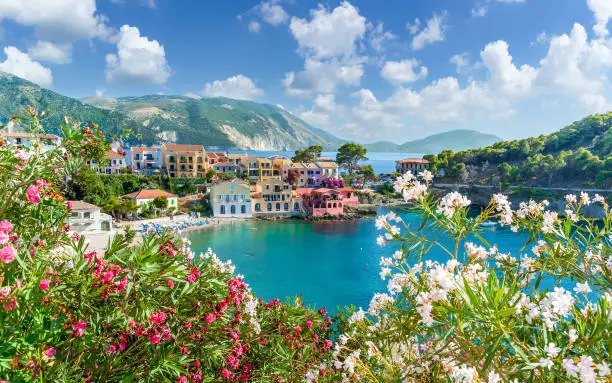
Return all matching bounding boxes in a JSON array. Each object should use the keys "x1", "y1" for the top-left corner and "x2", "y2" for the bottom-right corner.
[
  {"x1": 226, "y1": 151, "x2": 422, "y2": 174},
  {"x1": 187, "y1": 209, "x2": 529, "y2": 312}
]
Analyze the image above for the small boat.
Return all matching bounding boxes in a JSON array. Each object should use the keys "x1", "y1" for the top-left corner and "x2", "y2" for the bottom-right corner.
[{"x1": 481, "y1": 220, "x2": 497, "y2": 229}]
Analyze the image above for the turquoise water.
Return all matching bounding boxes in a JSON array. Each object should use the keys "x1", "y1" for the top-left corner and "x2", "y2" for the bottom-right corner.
[{"x1": 187, "y1": 209, "x2": 530, "y2": 312}]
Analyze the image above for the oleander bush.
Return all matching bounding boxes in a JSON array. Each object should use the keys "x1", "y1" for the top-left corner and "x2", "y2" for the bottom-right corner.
[
  {"x1": 325, "y1": 171, "x2": 611, "y2": 383},
  {"x1": 0, "y1": 110, "x2": 334, "y2": 382}
]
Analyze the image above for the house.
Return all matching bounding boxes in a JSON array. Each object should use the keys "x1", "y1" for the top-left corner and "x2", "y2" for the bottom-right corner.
[
  {"x1": 161, "y1": 144, "x2": 207, "y2": 178},
  {"x1": 0, "y1": 132, "x2": 61, "y2": 152},
  {"x1": 129, "y1": 146, "x2": 161, "y2": 175},
  {"x1": 273, "y1": 158, "x2": 293, "y2": 178},
  {"x1": 212, "y1": 162, "x2": 239, "y2": 173},
  {"x1": 94, "y1": 148, "x2": 127, "y2": 175},
  {"x1": 316, "y1": 161, "x2": 340, "y2": 179},
  {"x1": 209, "y1": 181, "x2": 252, "y2": 218},
  {"x1": 67, "y1": 201, "x2": 113, "y2": 233},
  {"x1": 122, "y1": 189, "x2": 178, "y2": 211},
  {"x1": 206, "y1": 152, "x2": 228, "y2": 166},
  {"x1": 297, "y1": 187, "x2": 359, "y2": 217},
  {"x1": 396, "y1": 158, "x2": 430, "y2": 174},
  {"x1": 251, "y1": 178, "x2": 302, "y2": 217},
  {"x1": 243, "y1": 157, "x2": 273, "y2": 179}
]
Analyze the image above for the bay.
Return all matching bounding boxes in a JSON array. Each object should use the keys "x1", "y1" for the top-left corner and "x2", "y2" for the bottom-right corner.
[{"x1": 187, "y1": 209, "x2": 529, "y2": 313}]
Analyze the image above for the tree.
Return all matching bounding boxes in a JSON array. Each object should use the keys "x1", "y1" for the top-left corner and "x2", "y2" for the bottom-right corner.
[
  {"x1": 291, "y1": 145, "x2": 322, "y2": 163},
  {"x1": 336, "y1": 142, "x2": 368, "y2": 176},
  {"x1": 205, "y1": 169, "x2": 217, "y2": 183},
  {"x1": 358, "y1": 164, "x2": 377, "y2": 185},
  {"x1": 286, "y1": 169, "x2": 300, "y2": 186},
  {"x1": 153, "y1": 196, "x2": 169, "y2": 210}
]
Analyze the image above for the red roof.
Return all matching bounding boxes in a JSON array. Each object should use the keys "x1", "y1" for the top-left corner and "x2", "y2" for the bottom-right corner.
[
  {"x1": 163, "y1": 144, "x2": 204, "y2": 152},
  {"x1": 106, "y1": 150, "x2": 125, "y2": 159},
  {"x1": 122, "y1": 189, "x2": 177, "y2": 200},
  {"x1": 397, "y1": 158, "x2": 430, "y2": 164},
  {"x1": 296, "y1": 188, "x2": 315, "y2": 196},
  {"x1": 131, "y1": 146, "x2": 158, "y2": 153},
  {"x1": 338, "y1": 187, "x2": 354, "y2": 192},
  {"x1": 214, "y1": 162, "x2": 234, "y2": 167}
]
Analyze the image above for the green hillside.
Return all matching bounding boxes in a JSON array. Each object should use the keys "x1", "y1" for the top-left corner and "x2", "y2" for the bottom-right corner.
[
  {"x1": 0, "y1": 71, "x2": 344, "y2": 150},
  {"x1": 426, "y1": 113, "x2": 612, "y2": 187},
  {"x1": 364, "y1": 130, "x2": 501, "y2": 153}
]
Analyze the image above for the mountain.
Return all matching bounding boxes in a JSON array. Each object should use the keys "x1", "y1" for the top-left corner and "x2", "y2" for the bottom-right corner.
[
  {"x1": 364, "y1": 130, "x2": 502, "y2": 154},
  {"x1": 0, "y1": 71, "x2": 344, "y2": 150}
]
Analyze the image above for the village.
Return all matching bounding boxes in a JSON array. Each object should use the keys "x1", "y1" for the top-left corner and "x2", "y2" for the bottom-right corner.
[{"x1": 0, "y1": 132, "x2": 430, "y2": 240}]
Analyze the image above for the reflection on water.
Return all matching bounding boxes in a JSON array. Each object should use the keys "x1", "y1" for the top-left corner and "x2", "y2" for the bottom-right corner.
[{"x1": 311, "y1": 221, "x2": 360, "y2": 235}]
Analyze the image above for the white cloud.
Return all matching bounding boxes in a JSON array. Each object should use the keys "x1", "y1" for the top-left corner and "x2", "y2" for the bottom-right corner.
[
  {"x1": 299, "y1": 93, "x2": 339, "y2": 125},
  {"x1": 587, "y1": 0, "x2": 612, "y2": 37},
  {"x1": 202, "y1": 74, "x2": 264, "y2": 100},
  {"x1": 259, "y1": 1, "x2": 289, "y2": 26},
  {"x1": 289, "y1": 1, "x2": 366, "y2": 59},
  {"x1": 471, "y1": 7, "x2": 487, "y2": 18},
  {"x1": 183, "y1": 93, "x2": 202, "y2": 100},
  {"x1": 481, "y1": 40, "x2": 536, "y2": 97},
  {"x1": 450, "y1": 53, "x2": 470, "y2": 73},
  {"x1": 406, "y1": 18, "x2": 421, "y2": 35},
  {"x1": 0, "y1": 46, "x2": 52, "y2": 87},
  {"x1": 105, "y1": 25, "x2": 171, "y2": 84},
  {"x1": 28, "y1": 41, "x2": 72, "y2": 64},
  {"x1": 248, "y1": 21, "x2": 262, "y2": 33},
  {"x1": 0, "y1": 0, "x2": 111, "y2": 41},
  {"x1": 368, "y1": 22, "x2": 396, "y2": 53},
  {"x1": 283, "y1": 58, "x2": 364, "y2": 97},
  {"x1": 380, "y1": 59, "x2": 428, "y2": 84},
  {"x1": 411, "y1": 12, "x2": 447, "y2": 51}
]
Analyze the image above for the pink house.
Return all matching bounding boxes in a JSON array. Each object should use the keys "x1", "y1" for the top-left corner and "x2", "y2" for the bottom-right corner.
[{"x1": 297, "y1": 187, "x2": 359, "y2": 217}]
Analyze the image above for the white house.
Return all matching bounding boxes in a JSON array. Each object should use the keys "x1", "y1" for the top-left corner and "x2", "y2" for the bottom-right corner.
[
  {"x1": 0, "y1": 132, "x2": 61, "y2": 152},
  {"x1": 67, "y1": 201, "x2": 113, "y2": 233},
  {"x1": 122, "y1": 189, "x2": 178, "y2": 211},
  {"x1": 209, "y1": 181, "x2": 252, "y2": 218}
]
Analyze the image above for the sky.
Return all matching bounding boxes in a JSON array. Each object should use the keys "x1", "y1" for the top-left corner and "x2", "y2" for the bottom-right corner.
[{"x1": 0, "y1": 0, "x2": 611, "y2": 144}]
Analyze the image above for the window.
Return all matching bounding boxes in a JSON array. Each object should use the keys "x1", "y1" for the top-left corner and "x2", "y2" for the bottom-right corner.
[
  {"x1": 230, "y1": 205, "x2": 236, "y2": 214},
  {"x1": 284, "y1": 203, "x2": 289, "y2": 211},
  {"x1": 276, "y1": 203, "x2": 281, "y2": 211},
  {"x1": 255, "y1": 203, "x2": 261, "y2": 211},
  {"x1": 241, "y1": 205, "x2": 246, "y2": 214},
  {"x1": 220, "y1": 205, "x2": 226, "y2": 214},
  {"x1": 70, "y1": 212, "x2": 79, "y2": 218},
  {"x1": 84, "y1": 212, "x2": 91, "y2": 219},
  {"x1": 294, "y1": 203, "x2": 299, "y2": 211},
  {"x1": 266, "y1": 185, "x2": 270, "y2": 190},
  {"x1": 267, "y1": 203, "x2": 272, "y2": 211}
]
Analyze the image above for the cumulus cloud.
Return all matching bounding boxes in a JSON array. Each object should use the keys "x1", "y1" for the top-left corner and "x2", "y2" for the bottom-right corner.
[
  {"x1": 105, "y1": 25, "x2": 171, "y2": 84},
  {"x1": 202, "y1": 74, "x2": 264, "y2": 100},
  {"x1": 450, "y1": 53, "x2": 470, "y2": 73},
  {"x1": 368, "y1": 22, "x2": 396, "y2": 53},
  {"x1": 0, "y1": 0, "x2": 111, "y2": 41},
  {"x1": 28, "y1": 41, "x2": 72, "y2": 64},
  {"x1": 259, "y1": 1, "x2": 289, "y2": 25},
  {"x1": 0, "y1": 46, "x2": 52, "y2": 87},
  {"x1": 289, "y1": 1, "x2": 366, "y2": 59},
  {"x1": 380, "y1": 59, "x2": 428, "y2": 84},
  {"x1": 411, "y1": 12, "x2": 447, "y2": 51},
  {"x1": 283, "y1": 58, "x2": 364, "y2": 97},
  {"x1": 587, "y1": 0, "x2": 612, "y2": 37},
  {"x1": 248, "y1": 21, "x2": 262, "y2": 33},
  {"x1": 298, "y1": 93, "x2": 339, "y2": 126}
]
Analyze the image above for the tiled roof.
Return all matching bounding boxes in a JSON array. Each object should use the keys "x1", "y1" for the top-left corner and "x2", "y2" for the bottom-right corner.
[
  {"x1": 68, "y1": 200, "x2": 100, "y2": 211},
  {"x1": 214, "y1": 162, "x2": 234, "y2": 167},
  {"x1": 0, "y1": 132, "x2": 60, "y2": 140},
  {"x1": 162, "y1": 144, "x2": 205, "y2": 152},
  {"x1": 106, "y1": 150, "x2": 125, "y2": 159},
  {"x1": 316, "y1": 162, "x2": 339, "y2": 168},
  {"x1": 397, "y1": 158, "x2": 430, "y2": 164},
  {"x1": 131, "y1": 146, "x2": 158, "y2": 153},
  {"x1": 122, "y1": 189, "x2": 177, "y2": 200}
]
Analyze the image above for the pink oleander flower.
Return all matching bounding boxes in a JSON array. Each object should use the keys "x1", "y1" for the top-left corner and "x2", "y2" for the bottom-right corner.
[
  {"x1": 0, "y1": 286, "x2": 11, "y2": 297},
  {"x1": 0, "y1": 220, "x2": 13, "y2": 233},
  {"x1": 148, "y1": 332, "x2": 162, "y2": 345},
  {"x1": 27, "y1": 185, "x2": 41, "y2": 204},
  {"x1": 43, "y1": 346, "x2": 56, "y2": 362},
  {"x1": 39, "y1": 279, "x2": 50, "y2": 291},
  {"x1": 0, "y1": 231, "x2": 8, "y2": 246},
  {"x1": 166, "y1": 279, "x2": 174, "y2": 289},
  {"x1": 205, "y1": 313, "x2": 215, "y2": 324},
  {"x1": 305, "y1": 319, "x2": 313, "y2": 329},
  {"x1": 3, "y1": 297, "x2": 16, "y2": 311},
  {"x1": 67, "y1": 201, "x2": 72, "y2": 210},
  {"x1": 151, "y1": 312, "x2": 167, "y2": 325},
  {"x1": 0, "y1": 245, "x2": 15, "y2": 264},
  {"x1": 294, "y1": 325, "x2": 302, "y2": 334},
  {"x1": 72, "y1": 320, "x2": 87, "y2": 337}
]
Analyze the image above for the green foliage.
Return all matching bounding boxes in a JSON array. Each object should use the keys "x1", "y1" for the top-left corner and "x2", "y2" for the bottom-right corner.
[
  {"x1": 291, "y1": 145, "x2": 323, "y2": 163},
  {"x1": 336, "y1": 142, "x2": 368, "y2": 176},
  {"x1": 153, "y1": 196, "x2": 169, "y2": 209},
  {"x1": 358, "y1": 164, "x2": 377, "y2": 184},
  {"x1": 102, "y1": 196, "x2": 138, "y2": 218},
  {"x1": 205, "y1": 168, "x2": 216, "y2": 182}
]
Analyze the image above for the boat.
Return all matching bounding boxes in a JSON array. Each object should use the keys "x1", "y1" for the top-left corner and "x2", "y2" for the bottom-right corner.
[{"x1": 481, "y1": 220, "x2": 497, "y2": 229}]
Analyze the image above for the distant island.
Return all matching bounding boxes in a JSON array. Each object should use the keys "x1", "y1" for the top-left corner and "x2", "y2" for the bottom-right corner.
[{"x1": 364, "y1": 130, "x2": 502, "y2": 154}]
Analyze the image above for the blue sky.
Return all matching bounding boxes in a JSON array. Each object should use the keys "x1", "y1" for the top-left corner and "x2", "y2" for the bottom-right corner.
[{"x1": 0, "y1": 0, "x2": 610, "y2": 144}]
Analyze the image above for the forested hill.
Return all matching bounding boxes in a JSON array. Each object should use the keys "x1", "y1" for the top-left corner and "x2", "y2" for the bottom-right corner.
[
  {"x1": 425, "y1": 113, "x2": 612, "y2": 188},
  {"x1": 0, "y1": 71, "x2": 344, "y2": 150},
  {"x1": 364, "y1": 129, "x2": 501, "y2": 153}
]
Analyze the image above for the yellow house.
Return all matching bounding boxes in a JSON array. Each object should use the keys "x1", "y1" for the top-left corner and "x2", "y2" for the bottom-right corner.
[
  {"x1": 161, "y1": 144, "x2": 207, "y2": 178},
  {"x1": 250, "y1": 178, "x2": 302, "y2": 217}
]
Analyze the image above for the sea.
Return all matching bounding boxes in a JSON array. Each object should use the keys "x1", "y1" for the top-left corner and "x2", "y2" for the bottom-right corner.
[{"x1": 187, "y1": 208, "x2": 530, "y2": 313}]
